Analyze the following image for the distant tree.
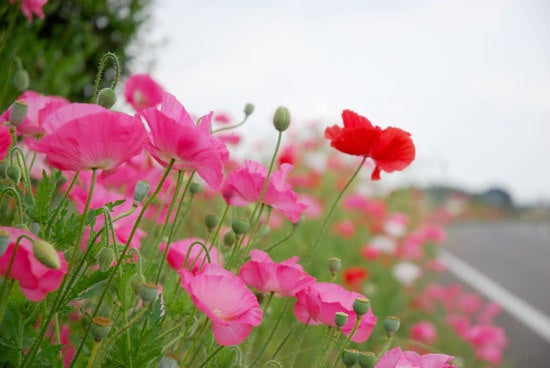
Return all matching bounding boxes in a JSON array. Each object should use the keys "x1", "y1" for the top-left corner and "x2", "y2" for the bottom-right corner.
[{"x1": 0, "y1": 0, "x2": 152, "y2": 110}]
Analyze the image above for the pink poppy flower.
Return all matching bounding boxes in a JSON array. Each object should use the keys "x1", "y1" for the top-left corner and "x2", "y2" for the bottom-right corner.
[
  {"x1": 160, "y1": 237, "x2": 222, "y2": 274},
  {"x1": 375, "y1": 347, "x2": 456, "y2": 368},
  {"x1": 140, "y1": 92, "x2": 229, "y2": 189},
  {"x1": 0, "y1": 227, "x2": 67, "y2": 301},
  {"x1": 294, "y1": 282, "x2": 377, "y2": 343},
  {"x1": 464, "y1": 325, "x2": 507, "y2": 365},
  {"x1": 221, "y1": 160, "x2": 307, "y2": 223},
  {"x1": 333, "y1": 219, "x2": 356, "y2": 238},
  {"x1": 124, "y1": 74, "x2": 164, "y2": 111},
  {"x1": 33, "y1": 103, "x2": 148, "y2": 175},
  {"x1": 410, "y1": 321, "x2": 437, "y2": 345},
  {"x1": 0, "y1": 125, "x2": 11, "y2": 162},
  {"x1": 9, "y1": 0, "x2": 48, "y2": 22},
  {"x1": 239, "y1": 250, "x2": 315, "y2": 297},
  {"x1": 178, "y1": 264, "x2": 262, "y2": 346}
]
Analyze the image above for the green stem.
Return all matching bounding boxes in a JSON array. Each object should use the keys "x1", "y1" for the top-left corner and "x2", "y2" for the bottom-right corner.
[
  {"x1": 376, "y1": 335, "x2": 394, "y2": 363},
  {"x1": 90, "y1": 52, "x2": 121, "y2": 103},
  {"x1": 330, "y1": 316, "x2": 362, "y2": 368},
  {"x1": 263, "y1": 222, "x2": 297, "y2": 253},
  {"x1": 197, "y1": 345, "x2": 225, "y2": 368},
  {"x1": 45, "y1": 171, "x2": 79, "y2": 237},
  {"x1": 305, "y1": 156, "x2": 367, "y2": 268},
  {"x1": 86, "y1": 340, "x2": 100, "y2": 368},
  {"x1": 211, "y1": 113, "x2": 250, "y2": 134},
  {"x1": 312, "y1": 327, "x2": 333, "y2": 368},
  {"x1": 182, "y1": 317, "x2": 210, "y2": 366}
]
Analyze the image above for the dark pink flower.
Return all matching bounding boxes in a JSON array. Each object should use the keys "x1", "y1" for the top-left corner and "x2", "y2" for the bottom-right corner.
[
  {"x1": 464, "y1": 325, "x2": 507, "y2": 365},
  {"x1": 239, "y1": 250, "x2": 315, "y2": 297},
  {"x1": 179, "y1": 264, "x2": 262, "y2": 345},
  {"x1": 9, "y1": 0, "x2": 48, "y2": 22},
  {"x1": 33, "y1": 103, "x2": 148, "y2": 175},
  {"x1": 0, "y1": 227, "x2": 67, "y2": 301},
  {"x1": 160, "y1": 237, "x2": 222, "y2": 274},
  {"x1": 124, "y1": 74, "x2": 164, "y2": 111},
  {"x1": 221, "y1": 160, "x2": 307, "y2": 223},
  {"x1": 141, "y1": 92, "x2": 229, "y2": 189},
  {"x1": 375, "y1": 347, "x2": 456, "y2": 368},
  {"x1": 294, "y1": 282, "x2": 377, "y2": 343},
  {"x1": 409, "y1": 321, "x2": 438, "y2": 345},
  {"x1": 0, "y1": 125, "x2": 11, "y2": 162}
]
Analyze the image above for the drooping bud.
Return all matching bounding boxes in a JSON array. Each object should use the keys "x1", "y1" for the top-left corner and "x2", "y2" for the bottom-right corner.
[
  {"x1": 90, "y1": 316, "x2": 112, "y2": 340},
  {"x1": 352, "y1": 298, "x2": 370, "y2": 317},
  {"x1": 223, "y1": 231, "x2": 236, "y2": 247},
  {"x1": 244, "y1": 103, "x2": 255, "y2": 117},
  {"x1": 357, "y1": 352, "x2": 376, "y2": 368},
  {"x1": 335, "y1": 311, "x2": 348, "y2": 329},
  {"x1": 30, "y1": 222, "x2": 40, "y2": 235},
  {"x1": 328, "y1": 257, "x2": 342, "y2": 273},
  {"x1": 32, "y1": 239, "x2": 61, "y2": 269},
  {"x1": 130, "y1": 273, "x2": 145, "y2": 294},
  {"x1": 96, "y1": 87, "x2": 117, "y2": 109},
  {"x1": 13, "y1": 69, "x2": 30, "y2": 91},
  {"x1": 273, "y1": 106, "x2": 290, "y2": 132},
  {"x1": 9, "y1": 100, "x2": 28, "y2": 127},
  {"x1": 6, "y1": 165, "x2": 21, "y2": 184},
  {"x1": 189, "y1": 182, "x2": 202, "y2": 194},
  {"x1": 0, "y1": 230, "x2": 10, "y2": 257},
  {"x1": 139, "y1": 282, "x2": 159, "y2": 304},
  {"x1": 384, "y1": 316, "x2": 400, "y2": 337},
  {"x1": 231, "y1": 217, "x2": 249, "y2": 236},
  {"x1": 96, "y1": 247, "x2": 115, "y2": 271},
  {"x1": 342, "y1": 349, "x2": 359, "y2": 367},
  {"x1": 204, "y1": 214, "x2": 219, "y2": 231},
  {"x1": 133, "y1": 180, "x2": 150, "y2": 203}
]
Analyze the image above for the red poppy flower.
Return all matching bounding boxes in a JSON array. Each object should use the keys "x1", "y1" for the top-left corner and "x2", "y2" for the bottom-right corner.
[
  {"x1": 325, "y1": 110, "x2": 415, "y2": 180},
  {"x1": 343, "y1": 266, "x2": 370, "y2": 291}
]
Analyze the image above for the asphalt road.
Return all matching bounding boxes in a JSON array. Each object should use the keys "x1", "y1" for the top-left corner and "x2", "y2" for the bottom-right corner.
[{"x1": 443, "y1": 220, "x2": 550, "y2": 367}]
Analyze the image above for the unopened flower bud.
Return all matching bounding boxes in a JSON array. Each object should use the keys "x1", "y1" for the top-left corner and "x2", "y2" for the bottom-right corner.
[
  {"x1": 384, "y1": 316, "x2": 400, "y2": 337},
  {"x1": 96, "y1": 87, "x2": 117, "y2": 109},
  {"x1": 231, "y1": 217, "x2": 249, "y2": 236},
  {"x1": 139, "y1": 282, "x2": 159, "y2": 303},
  {"x1": 133, "y1": 180, "x2": 150, "y2": 203},
  {"x1": 90, "y1": 316, "x2": 112, "y2": 340},
  {"x1": 342, "y1": 349, "x2": 359, "y2": 367},
  {"x1": 223, "y1": 231, "x2": 236, "y2": 247},
  {"x1": 32, "y1": 239, "x2": 61, "y2": 269},
  {"x1": 30, "y1": 222, "x2": 40, "y2": 235},
  {"x1": 96, "y1": 247, "x2": 115, "y2": 271},
  {"x1": 335, "y1": 311, "x2": 348, "y2": 328},
  {"x1": 13, "y1": 69, "x2": 30, "y2": 91},
  {"x1": 357, "y1": 352, "x2": 376, "y2": 368},
  {"x1": 130, "y1": 273, "x2": 145, "y2": 294},
  {"x1": 159, "y1": 354, "x2": 179, "y2": 368},
  {"x1": 273, "y1": 106, "x2": 291, "y2": 132},
  {"x1": 0, "y1": 230, "x2": 10, "y2": 257},
  {"x1": 353, "y1": 298, "x2": 370, "y2": 316},
  {"x1": 7, "y1": 165, "x2": 21, "y2": 184},
  {"x1": 9, "y1": 100, "x2": 28, "y2": 126},
  {"x1": 204, "y1": 214, "x2": 219, "y2": 231},
  {"x1": 328, "y1": 257, "x2": 342, "y2": 273},
  {"x1": 189, "y1": 182, "x2": 202, "y2": 194},
  {"x1": 244, "y1": 103, "x2": 254, "y2": 117},
  {"x1": 0, "y1": 163, "x2": 7, "y2": 178}
]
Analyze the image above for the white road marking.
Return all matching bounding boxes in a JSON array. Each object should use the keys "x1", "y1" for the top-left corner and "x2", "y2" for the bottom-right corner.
[{"x1": 440, "y1": 249, "x2": 550, "y2": 344}]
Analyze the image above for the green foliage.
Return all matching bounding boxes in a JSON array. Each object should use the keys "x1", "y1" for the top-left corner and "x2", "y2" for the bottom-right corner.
[{"x1": 0, "y1": 0, "x2": 152, "y2": 109}]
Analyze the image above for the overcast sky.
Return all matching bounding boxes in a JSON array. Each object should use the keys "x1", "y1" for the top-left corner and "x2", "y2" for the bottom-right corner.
[{"x1": 135, "y1": 0, "x2": 550, "y2": 205}]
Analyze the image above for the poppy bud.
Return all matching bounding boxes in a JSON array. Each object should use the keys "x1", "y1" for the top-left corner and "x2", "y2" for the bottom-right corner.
[
  {"x1": 13, "y1": 69, "x2": 30, "y2": 91},
  {"x1": 90, "y1": 316, "x2": 112, "y2": 340},
  {"x1": 30, "y1": 222, "x2": 40, "y2": 235},
  {"x1": 133, "y1": 180, "x2": 150, "y2": 203},
  {"x1": 189, "y1": 182, "x2": 202, "y2": 194},
  {"x1": 32, "y1": 239, "x2": 61, "y2": 269},
  {"x1": 223, "y1": 231, "x2": 236, "y2": 247},
  {"x1": 352, "y1": 298, "x2": 370, "y2": 316},
  {"x1": 357, "y1": 352, "x2": 376, "y2": 368},
  {"x1": 204, "y1": 214, "x2": 219, "y2": 231},
  {"x1": 139, "y1": 282, "x2": 159, "y2": 304},
  {"x1": 244, "y1": 103, "x2": 254, "y2": 117},
  {"x1": 273, "y1": 106, "x2": 290, "y2": 132},
  {"x1": 7, "y1": 165, "x2": 21, "y2": 184},
  {"x1": 158, "y1": 354, "x2": 178, "y2": 368},
  {"x1": 0, "y1": 230, "x2": 9, "y2": 257},
  {"x1": 328, "y1": 257, "x2": 342, "y2": 273},
  {"x1": 342, "y1": 349, "x2": 359, "y2": 367},
  {"x1": 384, "y1": 316, "x2": 400, "y2": 337},
  {"x1": 335, "y1": 311, "x2": 348, "y2": 329},
  {"x1": 96, "y1": 87, "x2": 117, "y2": 109},
  {"x1": 96, "y1": 247, "x2": 115, "y2": 271},
  {"x1": 0, "y1": 163, "x2": 7, "y2": 178},
  {"x1": 9, "y1": 100, "x2": 28, "y2": 127},
  {"x1": 130, "y1": 273, "x2": 145, "y2": 294},
  {"x1": 231, "y1": 217, "x2": 249, "y2": 236}
]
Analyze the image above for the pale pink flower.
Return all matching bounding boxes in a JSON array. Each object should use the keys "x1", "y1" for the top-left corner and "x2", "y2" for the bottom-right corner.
[
  {"x1": 124, "y1": 74, "x2": 164, "y2": 111},
  {"x1": 141, "y1": 92, "x2": 229, "y2": 189},
  {"x1": 0, "y1": 227, "x2": 67, "y2": 301},
  {"x1": 9, "y1": 0, "x2": 48, "y2": 22},
  {"x1": 375, "y1": 347, "x2": 456, "y2": 368},
  {"x1": 333, "y1": 219, "x2": 356, "y2": 238},
  {"x1": 221, "y1": 160, "x2": 307, "y2": 223},
  {"x1": 239, "y1": 250, "x2": 315, "y2": 297},
  {"x1": 213, "y1": 112, "x2": 231, "y2": 124},
  {"x1": 179, "y1": 264, "x2": 262, "y2": 345},
  {"x1": 299, "y1": 194, "x2": 323, "y2": 218},
  {"x1": 294, "y1": 282, "x2": 377, "y2": 343},
  {"x1": 160, "y1": 237, "x2": 222, "y2": 274},
  {"x1": 410, "y1": 321, "x2": 438, "y2": 345},
  {"x1": 384, "y1": 213, "x2": 409, "y2": 238},
  {"x1": 33, "y1": 103, "x2": 148, "y2": 175}
]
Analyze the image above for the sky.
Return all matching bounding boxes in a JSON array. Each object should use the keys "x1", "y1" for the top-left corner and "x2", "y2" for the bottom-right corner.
[{"x1": 133, "y1": 0, "x2": 550, "y2": 205}]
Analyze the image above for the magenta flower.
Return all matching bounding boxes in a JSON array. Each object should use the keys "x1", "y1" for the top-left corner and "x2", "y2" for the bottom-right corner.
[
  {"x1": 9, "y1": 0, "x2": 48, "y2": 22},
  {"x1": 179, "y1": 264, "x2": 262, "y2": 345},
  {"x1": 0, "y1": 125, "x2": 11, "y2": 162},
  {"x1": 124, "y1": 74, "x2": 165, "y2": 111},
  {"x1": 221, "y1": 160, "x2": 307, "y2": 223},
  {"x1": 0, "y1": 227, "x2": 67, "y2": 301},
  {"x1": 410, "y1": 321, "x2": 438, "y2": 345},
  {"x1": 293, "y1": 282, "x2": 377, "y2": 343},
  {"x1": 375, "y1": 347, "x2": 456, "y2": 368},
  {"x1": 239, "y1": 250, "x2": 315, "y2": 297},
  {"x1": 160, "y1": 237, "x2": 222, "y2": 274},
  {"x1": 33, "y1": 103, "x2": 148, "y2": 175},
  {"x1": 140, "y1": 92, "x2": 229, "y2": 190}
]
